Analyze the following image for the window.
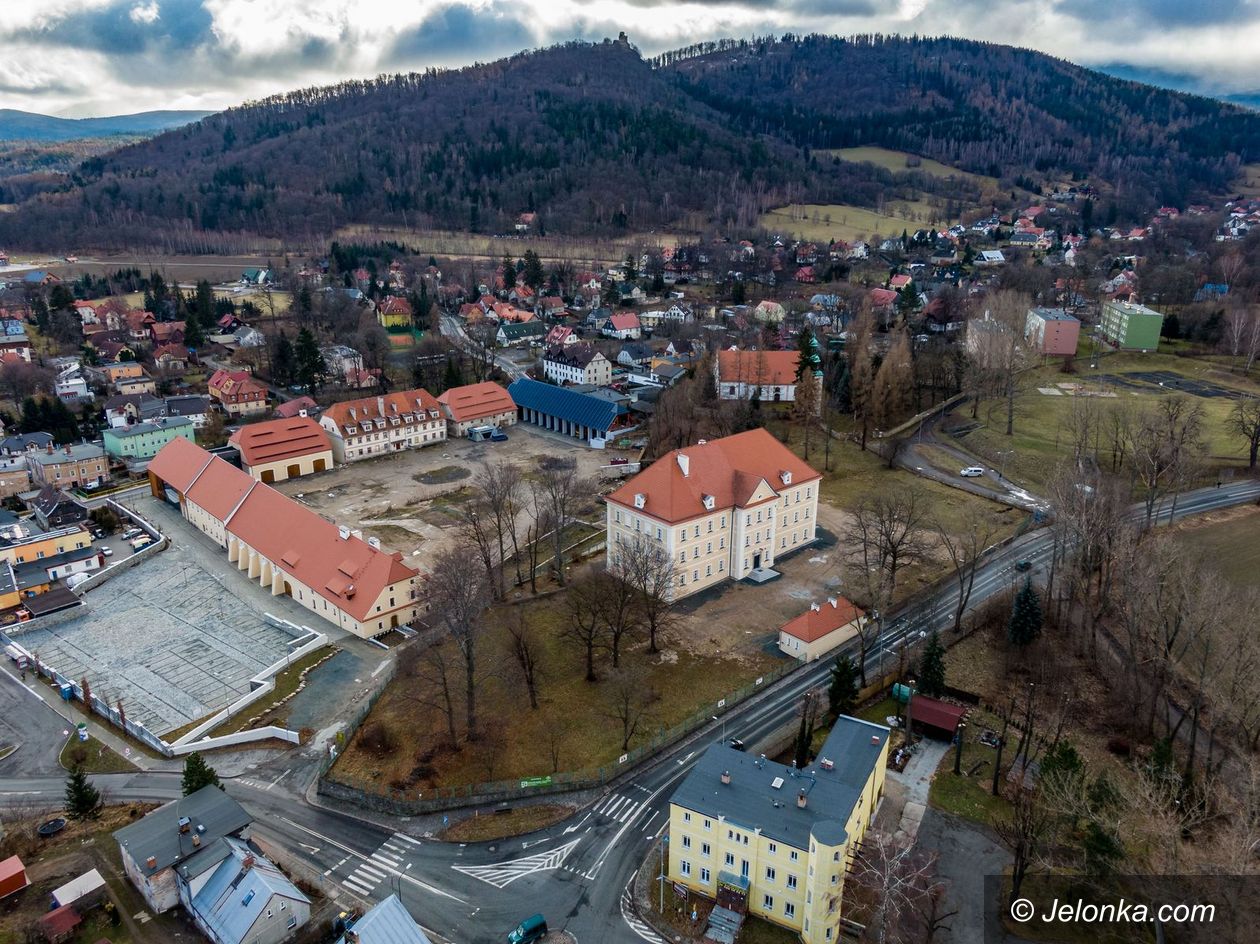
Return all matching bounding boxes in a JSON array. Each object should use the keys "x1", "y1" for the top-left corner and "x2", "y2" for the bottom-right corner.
[
  {"x1": 693, "y1": 570, "x2": 699, "y2": 581},
  {"x1": 287, "y1": 916, "x2": 298, "y2": 929},
  {"x1": 706, "y1": 542, "x2": 712, "y2": 553},
  {"x1": 679, "y1": 552, "x2": 686, "y2": 563},
  {"x1": 833, "y1": 851, "x2": 840, "y2": 862},
  {"x1": 786, "y1": 875, "x2": 798, "y2": 890},
  {"x1": 701, "y1": 842, "x2": 710, "y2": 857},
  {"x1": 741, "y1": 860, "x2": 749, "y2": 877},
  {"x1": 826, "y1": 929, "x2": 832, "y2": 940},
  {"x1": 784, "y1": 903, "x2": 796, "y2": 919},
  {"x1": 694, "y1": 526, "x2": 700, "y2": 538},
  {"x1": 718, "y1": 561, "x2": 724, "y2": 572},
  {"x1": 703, "y1": 819, "x2": 711, "y2": 830},
  {"x1": 725, "y1": 852, "x2": 735, "y2": 867},
  {"x1": 693, "y1": 547, "x2": 699, "y2": 559},
  {"x1": 765, "y1": 866, "x2": 776, "y2": 882},
  {"x1": 681, "y1": 860, "x2": 691, "y2": 876},
  {"x1": 790, "y1": 850, "x2": 799, "y2": 862},
  {"x1": 763, "y1": 894, "x2": 774, "y2": 910},
  {"x1": 831, "y1": 874, "x2": 839, "y2": 885},
  {"x1": 700, "y1": 867, "x2": 711, "y2": 883},
  {"x1": 705, "y1": 565, "x2": 711, "y2": 577},
  {"x1": 682, "y1": 835, "x2": 691, "y2": 848},
  {"x1": 683, "y1": 812, "x2": 691, "y2": 823},
  {"x1": 727, "y1": 829, "x2": 734, "y2": 840},
  {"x1": 719, "y1": 537, "x2": 725, "y2": 549},
  {"x1": 768, "y1": 842, "x2": 777, "y2": 855}
]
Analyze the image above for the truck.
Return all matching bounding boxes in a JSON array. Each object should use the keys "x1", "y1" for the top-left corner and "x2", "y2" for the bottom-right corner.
[{"x1": 468, "y1": 425, "x2": 496, "y2": 442}]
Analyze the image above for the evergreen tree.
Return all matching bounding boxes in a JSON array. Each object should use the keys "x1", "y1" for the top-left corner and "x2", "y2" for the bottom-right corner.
[
  {"x1": 1007, "y1": 577, "x2": 1043, "y2": 648},
  {"x1": 48, "y1": 284, "x2": 76, "y2": 313},
  {"x1": 795, "y1": 326, "x2": 819, "y2": 383},
  {"x1": 271, "y1": 333, "x2": 295, "y2": 386},
  {"x1": 64, "y1": 767, "x2": 101, "y2": 820},
  {"x1": 793, "y1": 690, "x2": 818, "y2": 769},
  {"x1": 295, "y1": 328, "x2": 324, "y2": 394},
  {"x1": 522, "y1": 250, "x2": 545, "y2": 289},
  {"x1": 193, "y1": 280, "x2": 215, "y2": 329},
  {"x1": 442, "y1": 356, "x2": 462, "y2": 393},
  {"x1": 896, "y1": 280, "x2": 919, "y2": 319},
  {"x1": 918, "y1": 630, "x2": 947, "y2": 697},
  {"x1": 31, "y1": 296, "x2": 50, "y2": 333},
  {"x1": 181, "y1": 751, "x2": 222, "y2": 795},
  {"x1": 183, "y1": 314, "x2": 205, "y2": 350},
  {"x1": 827, "y1": 654, "x2": 858, "y2": 719},
  {"x1": 731, "y1": 281, "x2": 747, "y2": 305},
  {"x1": 832, "y1": 357, "x2": 852, "y2": 414},
  {"x1": 501, "y1": 255, "x2": 516, "y2": 292}
]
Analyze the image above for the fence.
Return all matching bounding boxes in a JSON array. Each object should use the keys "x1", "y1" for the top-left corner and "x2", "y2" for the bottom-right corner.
[{"x1": 318, "y1": 657, "x2": 798, "y2": 815}]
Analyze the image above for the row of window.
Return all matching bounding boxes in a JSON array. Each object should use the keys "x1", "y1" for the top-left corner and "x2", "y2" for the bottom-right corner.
[
  {"x1": 677, "y1": 560, "x2": 723, "y2": 586},
  {"x1": 676, "y1": 862, "x2": 798, "y2": 921}
]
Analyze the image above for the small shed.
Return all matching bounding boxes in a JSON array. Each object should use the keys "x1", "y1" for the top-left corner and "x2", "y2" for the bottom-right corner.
[
  {"x1": 51, "y1": 868, "x2": 107, "y2": 910},
  {"x1": 908, "y1": 695, "x2": 967, "y2": 740},
  {"x1": 0, "y1": 855, "x2": 29, "y2": 899},
  {"x1": 38, "y1": 904, "x2": 81, "y2": 944}
]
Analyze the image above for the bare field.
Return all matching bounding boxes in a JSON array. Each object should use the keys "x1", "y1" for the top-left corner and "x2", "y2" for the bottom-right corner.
[
  {"x1": 826, "y1": 146, "x2": 999, "y2": 188},
  {"x1": 760, "y1": 200, "x2": 965, "y2": 243},
  {"x1": 1170, "y1": 505, "x2": 1260, "y2": 591},
  {"x1": 335, "y1": 224, "x2": 675, "y2": 264}
]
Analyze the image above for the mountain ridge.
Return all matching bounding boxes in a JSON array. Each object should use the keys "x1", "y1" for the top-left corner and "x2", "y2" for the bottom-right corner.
[{"x1": 0, "y1": 109, "x2": 214, "y2": 143}]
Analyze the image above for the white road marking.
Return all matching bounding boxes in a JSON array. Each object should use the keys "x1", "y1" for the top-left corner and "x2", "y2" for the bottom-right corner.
[
  {"x1": 393, "y1": 833, "x2": 422, "y2": 847},
  {"x1": 451, "y1": 838, "x2": 582, "y2": 889}
]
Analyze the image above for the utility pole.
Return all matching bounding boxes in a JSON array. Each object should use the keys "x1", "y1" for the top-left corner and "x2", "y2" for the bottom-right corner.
[{"x1": 953, "y1": 722, "x2": 966, "y2": 775}]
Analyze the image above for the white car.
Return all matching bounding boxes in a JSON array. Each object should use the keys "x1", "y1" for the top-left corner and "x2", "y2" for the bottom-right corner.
[{"x1": 959, "y1": 467, "x2": 985, "y2": 477}]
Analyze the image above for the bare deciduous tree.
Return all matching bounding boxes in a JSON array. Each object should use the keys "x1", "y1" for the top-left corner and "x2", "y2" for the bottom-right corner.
[
  {"x1": 993, "y1": 786, "x2": 1051, "y2": 906},
  {"x1": 610, "y1": 535, "x2": 677, "y2": 653},
  {"x1": 478, "y1": 460, "x2": 523, "y2": 596},
  {"x1": 534, "y1": 462, "x2": 589, "y2": 587},
  {"x1": 1227, "y1": 396, "x2": 1260, "y2": 469},
  {"x1": 852, "y1": 833, "x2": 952, "y2": 944},
  {"x1": 605, "y1": 665, "x2": 656, "y2": 753},
  {"x1": 506, "y1": 607, "x2": 541, "y2": 709},
  {"x1": 564, "y1": 572, "x2": 608, "y2": 682},
  {"x1": 425, "y1": 546, "x2": 492, "y2": 738},
  {"x1": 936, "y1": 514, "x2": 1000, "y2": 635}
]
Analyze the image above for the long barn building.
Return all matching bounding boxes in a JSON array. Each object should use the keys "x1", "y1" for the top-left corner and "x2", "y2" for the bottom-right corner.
[{"x1": 148, "y1": 437, "x2": 420, "y2": 638}]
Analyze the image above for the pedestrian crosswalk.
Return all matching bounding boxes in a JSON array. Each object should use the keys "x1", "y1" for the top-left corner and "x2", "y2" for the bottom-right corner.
[
  {"x1": 341, "y1": 833, "x2": 422, "y2": 897},
  {"x1": 593, "y1": 793, "x2": 647, "y2": 824}
]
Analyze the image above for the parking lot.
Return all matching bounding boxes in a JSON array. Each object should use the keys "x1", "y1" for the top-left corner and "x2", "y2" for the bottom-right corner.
[
  {"x1": 18, "y1": 503, "x2": 320, "y2": 737},
  {"x1": 272, "y1": 423, "x2": 628, "y2": 560},
  {"x1": 1096, "y1": 370, "x2": 1247, "y2": 399}
]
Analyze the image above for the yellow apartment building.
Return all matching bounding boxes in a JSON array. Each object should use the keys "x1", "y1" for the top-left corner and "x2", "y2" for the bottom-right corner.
[
  {"x1": 667, "y1": 716, "x2": 890, "y2": 944},
  {"x1": 605, "y1": 428, "x2": 820, "y2": 598}
]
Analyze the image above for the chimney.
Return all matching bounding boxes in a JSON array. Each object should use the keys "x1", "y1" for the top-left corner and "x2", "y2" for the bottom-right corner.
[
  {"x1": 349, "y1": 407, "x2": 357, "y2": 421},
  {"x1": 677, "y1": 453, "x2": 689, "y2": 477},
  {"x1": 810, "y1": 602, "x2": 820, "y2": 612},
  {"x1": 338, "y1": 526, "x2": 350, "y2": 540},
  {"x1": 797, "y1": 790, "x2": 807, "y2": 809},
  {"x1": 367, "y1": 536, "x2": 381, "y2": 550},
  {"x1": 377, "y1": 396, "x2": 385, "y2": 416},
  {"x1": 871, "y1": 735, "x2": 881, "y2": 745},
  {"x1": 146, "y1": 856, "x2": 157, "y2": 870},
  {"x1": 720, "y1": 770, "x2": 731, "y2": 785},
  {"x1": 191, "y1": 834, "x2": 201, "y2": 847},
  {"x1": 177, "y1": 816, "x2": 191, "y2": 834},
  {"x1": 64, "y1": 444, "x2": 72, "y2": 456},
  {"x1": 827, "y1": 597, "x2": 838, "y2": 609},
  {"x1": 242, "y1": 854, "x2": 255, "y2": 870},
  {"x1": 46, "y1": 443, "x2": 53, "y2": 454}
]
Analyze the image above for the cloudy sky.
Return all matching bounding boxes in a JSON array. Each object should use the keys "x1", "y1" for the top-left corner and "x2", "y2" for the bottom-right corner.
[{"x1": 3, "y1": 0, "x2": 1259, "y2": 117}]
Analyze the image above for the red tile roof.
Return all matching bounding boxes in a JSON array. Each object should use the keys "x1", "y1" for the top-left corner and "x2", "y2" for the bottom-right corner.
[
  {"x1": 609, "y1": 312, "x2": 640, "y2": 331},
  {"x1": 274, "y1": 396, "x2": 318, "y2": 418},
  {"x1": 909, "y1": 695, "x2": 966, "y2": 733},
  {"x1": 185, "y1": 455, "x2": 255, "y2": 521},
  {"x1": 869, "y1": 287, "x2": 898, "y2": 306},
  {"x1": 379, "y1": 296, "x2": 413, "y2": 317},
  {"x1": 780, "y1": 597, "x2": 864, "y2": 643},
  {"x1": 321, "y1": 389, "x2": 439, "y2": 433},
  {"x1": 606, "y1": 428, "x2": 820, "y2": 523},
  {"x1": 229, "y1": 417, "x2": 332, "y2": 467},
  {"x1": 147, "y1": 435, "x2": 213, "y2": 493},
  {"x1": 716, "y1": 349, "x2": 800, "y2": 387},
  {"x1": 436, "y1": 382, "x2": 515, "y2": 423}
]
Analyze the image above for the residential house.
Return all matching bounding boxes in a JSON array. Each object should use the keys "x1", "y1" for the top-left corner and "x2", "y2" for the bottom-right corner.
[
  {"x1": 753, "y1": 300, "x2": 786, "y2": 324},
  {"x1": 114, "y1": 786, "x2": 254, "y2": 914},
  {"x1": 148, "y1": 438, "x2": 423, "y2": 636},
  {"x1": 177, "y1": 837, "x2": 310, "y2": 944},
  {"x1": 496, "y1": 321, "x2": 547, "y2": 347},
  {"x1": 436, "y1": 381, "x2": 518, "y2": 437},
  {"x1": 27, "y1": 443, "x2": 109, "y2": 489},
  {"x1": 604, "y1": 428, "x2": 820, "y2": 598},
  {"x1": 0, "y1": 320, "x2": 31, "y2": 362},
  {"x1": 103, "y1": 417, "x2": 196, "y2": 462},
  {"x1": 274, "y1": 396, "x2": 319, "y2": 419},
  {"x1": 104, "y1": 393, "x2": 165, "y2": 428},
  {"x1": 92, "y1": 361, "x2": 145, "y2": 386},
  {"x1": 543, "y1": 344, "x2": 613, "y2": 386},
  {"x1": 153, "y1": 344, "x2": 189, "y2": 372},
  {"x1": 545, "y1": 325, "x2": 578, "y2": 348},
  {"x1": 54, "y1": 366, "x2": 90, "y2": 402},
  {"x1": 165, "y1": 395, "x2": 212, "y2": 429},
  {"x1": 1100, "y1": 299, "x2": 1164, "y2": 352},
  {"x1": 31, "y1": 486, "x2": 89, "y2": 531},
  {"x1": 508, "y1": 377, "x2": 630, "y2": 444},
  {"x1": 240, "y1": 268, "x2": 272, "y2": 285},
  {"x1": 716, "y1": 350, "x2": 802, "y2": 403},
  {"x1": 1, "y1": 432, "x2": 52, "y2": 455},
  {"x1": 537, "y1": 296, "x2": 566, "y2": 318},
  {"x1": 1024, "y1": 307, "x2": 1081, "y2": 356},
  {"x1": 149, "y1": 321, "x2": 185, "y2": 347},
  {"x1": 124, "y1": 309, "x2": 156, "y2": 345},
  {"x1": 778, "y1": 597, "x2": 865, "y2": 662},
  {"x1": 666, "y1": 717, "x2": 890, "y2": 944},
  {"x1": 319, "y1": 389, "x2": 445, "y2": 463},
  {"x1": 208, "y1": 369, "x2": 269, "y2": 418},
  {"x1": 233, "y1": 326, "x2": 266, "y2": 349},
  {"x1": 335, "y1": 894, "x2": 431, "y2": 944},
  {"x1": 977, "y1": 249, "x2": 1006, "y2": 267},
  {"x1": 0, "y1": 456, "x2": 29, "y2": 499},
  {"x1": 617, "y1": 342, "x2": 657, "y2": 369},
  {"x1": 323, "y1": 345, "x2": 364, "y2": 383},
  {"x1": 603, "y1": 312, "x2": 642, "y2": 340},
  {"x1": 115, "y1": 372, "x2": 157, "y2": 396},
  {"x1": 0, "y1": 523, "x2": 92, "y2": 568},
  {"x1": 229, "y1": 417, "x2": 334, "y2": 482},
  {"x1": 377, "y1": 296, "x2": 413, "y2": 329}
]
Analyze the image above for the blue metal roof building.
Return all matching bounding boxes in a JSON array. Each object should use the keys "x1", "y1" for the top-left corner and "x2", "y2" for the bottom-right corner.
[
  {"x1": 180, "y1": 836, "x2": 310, "y2": 944},
  {"x1": 337, "y1": 895, "x2": 431, "y2": 944},
  {"x1": 508, "y1": 377, "x2": 628, "y2": 442}
]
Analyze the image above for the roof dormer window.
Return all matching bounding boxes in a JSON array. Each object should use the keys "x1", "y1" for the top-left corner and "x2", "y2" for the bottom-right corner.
[
  {"x1": 634, "y1": 494, "x2": 646, "y2": 509},
  {"x1": 780, "y1": 471, "x2": 792, "y2": 486},
  {"x1": 702, "y1": 495, "x2": 715, "y2": 511}
]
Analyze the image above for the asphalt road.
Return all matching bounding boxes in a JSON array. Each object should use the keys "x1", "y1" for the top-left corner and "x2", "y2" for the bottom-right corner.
[{"x1": 0, "y1": 480, "x2": 1256, "y2": 944}]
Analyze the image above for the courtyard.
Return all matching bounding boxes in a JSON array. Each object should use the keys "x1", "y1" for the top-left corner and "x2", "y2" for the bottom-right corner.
[{"x1": 17, "y1": 499, "x2": 324, "y2": 737}]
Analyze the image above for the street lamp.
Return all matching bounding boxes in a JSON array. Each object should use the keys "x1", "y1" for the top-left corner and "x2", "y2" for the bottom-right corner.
[
  {"x1": 395, "y1": 862, "x2": 412, "y2": 898},
  {"x1": 712, "y1": 715, "x2": 725, "y2": 742},
  {"x1": 953, "y1": 722, "x2": 967, "y2": 775},
  {"x1": 996, "y1": 450, "x2": 1014, "y2": 481}
]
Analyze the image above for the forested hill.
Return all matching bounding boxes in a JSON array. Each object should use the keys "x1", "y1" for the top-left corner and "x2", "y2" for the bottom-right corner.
[
  {"x1": 0, "y1": 109, "x2": 213, "y2": 142},
  {"x1": 2, "y1": 35, "x2": 1258, "y2": 251}
]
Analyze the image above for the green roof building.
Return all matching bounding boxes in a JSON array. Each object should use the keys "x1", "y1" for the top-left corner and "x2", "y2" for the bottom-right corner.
[
  {"x1": 103, "y1": 417, "x2": 195, "y2": 460},
  {"x1": 1100, "y1": 299, "x2": 1163, "y2": 352}
]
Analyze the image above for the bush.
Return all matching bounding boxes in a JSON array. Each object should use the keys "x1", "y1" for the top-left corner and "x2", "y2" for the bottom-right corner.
[
  {"x1": 359, "y1": 721, "x2": 397, "y2": 757},
  {"x1": 1106, "y1": 736, "x2": 1131, "y2": 758}
]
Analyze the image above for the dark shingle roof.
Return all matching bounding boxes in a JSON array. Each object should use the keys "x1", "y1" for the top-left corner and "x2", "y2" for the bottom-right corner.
[
  {"x1": 669, "y1": 716, "x2": 888, "y2": 850},
  {"x1": 508, "y1": 378, "x2": 622, "y2": 433},
  {"x1": 113, "y1": 786, "x2": 251, "y2": 875}
]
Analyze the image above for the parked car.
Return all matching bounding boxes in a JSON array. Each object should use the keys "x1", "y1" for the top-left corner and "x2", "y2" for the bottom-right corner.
[
  {"x1": 959, "y1": 467, "x2": 985, "y2": 477},
  {"x1": 1015, "y1": 559, "x2": 1033, "y2": 573},
  {"x1": 101, "y1": 547, "x2": 113, "y2": 557},
  {"x1": 490, "y1": 429, "x2": 509, "y2": 442},
  {"x1": 508, "y1": 914, "x2": 548, "y2": 944},
  {"x1": 727, "y1": 737, "x2": 747, "y2": 752}
]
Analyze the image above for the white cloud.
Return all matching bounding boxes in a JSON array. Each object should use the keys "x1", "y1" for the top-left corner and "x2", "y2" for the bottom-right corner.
[
  {"x1": 1, "y1": 0, "x2": 1258, "y2": 116},
  {"x1": 129, "y1": 2, "x2": 160, "y2": 24}
]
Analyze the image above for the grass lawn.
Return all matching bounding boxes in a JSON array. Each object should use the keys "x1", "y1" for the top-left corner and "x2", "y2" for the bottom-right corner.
[
  {"x1": 952, "y1": 350, "x2": 1260, "y2": 492},
  {"x1": 59, "y1": 735, "x2": 141, "y2": 774},
  {"x1": 1171, "y1": 505, "x2": 1260, "y2": 591},
  {"x1": 439, "y1": 803, "x2": 576, "y2": 841},
  {"x1": 208, "y1": 646, "x2": 337, "y2": 736},
  {"x1": 760, "y1": 201, "x2": 959, "y2": 244},
  {"x1": 331, "y1": 587, "x2": 783, "y2": 793},
  {"x1": 1236, "y1": 161, "x2": 1260, "y2": 199},
  {"x1": 826, "y1": 146, "x2": 1000, "y2": 188},
  {"x1": 928, "y1": 744, "x2": 1009, "y2": 825}
]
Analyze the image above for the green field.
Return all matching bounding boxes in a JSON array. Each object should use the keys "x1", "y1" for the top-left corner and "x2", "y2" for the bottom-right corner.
[
  {"x1": 827, "y1": 146, "x2": 999, "y2": 188},
  {"x1": 953, "y1": 349, "x2": 1260, "y2": 492},
  {"x1": 760, "y1": 200, "x2": 958, "y2": 243},
  {"x1": 1236, "y1": 162, "x2": 1260, "y2": 199},
  {"x1": 1174, "y1": 508, "x2": 1260, "y2": 590}
]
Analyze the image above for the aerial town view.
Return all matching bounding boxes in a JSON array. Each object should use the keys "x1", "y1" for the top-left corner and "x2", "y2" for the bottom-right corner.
[{"x1": 0, "y1": 3, "x2": 1259, "y2": 944}]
